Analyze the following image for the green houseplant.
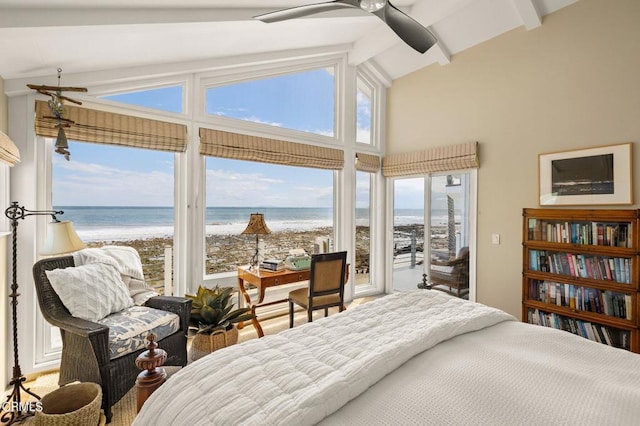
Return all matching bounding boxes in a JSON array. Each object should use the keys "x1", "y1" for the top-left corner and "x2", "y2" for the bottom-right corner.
[{"x1": 185, "y1": 285, "x2": 253, "y2": 361}]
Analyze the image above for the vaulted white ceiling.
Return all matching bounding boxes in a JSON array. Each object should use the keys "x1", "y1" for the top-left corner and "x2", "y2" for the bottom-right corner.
[{"x1": 0, "y1": 0, "x2": 577, "y2": 90}]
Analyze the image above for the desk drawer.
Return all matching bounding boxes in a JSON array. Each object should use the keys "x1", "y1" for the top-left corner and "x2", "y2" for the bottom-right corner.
[{"x1": 261, "y1": 273, "x2": 308, "y2": 287}]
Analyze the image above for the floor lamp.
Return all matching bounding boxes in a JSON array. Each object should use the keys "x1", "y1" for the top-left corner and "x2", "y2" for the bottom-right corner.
[{"x1": 1, "y1": 202, "x2": 86, "y2": 425}]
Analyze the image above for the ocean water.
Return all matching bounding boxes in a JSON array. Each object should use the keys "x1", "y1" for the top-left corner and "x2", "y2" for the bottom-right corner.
[
  {"x1": 55, "y1": 206, "x2": 335, "y2": 242},
  {"x1": 56, "y1": 206, "x2": 433, "y2": 242}
]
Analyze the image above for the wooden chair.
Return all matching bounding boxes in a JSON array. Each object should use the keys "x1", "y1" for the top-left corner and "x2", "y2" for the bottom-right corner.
[
  {"x1": 429, "y1": 247, "x2": 470, "y2": 297},
  {"x1": 288, "y1": 251, "x2": 347, "y2": 328}
]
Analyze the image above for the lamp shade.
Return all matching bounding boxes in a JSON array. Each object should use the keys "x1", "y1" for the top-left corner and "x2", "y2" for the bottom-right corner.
[
  {"x1": 241, "y1": 213, "x2": 271, "y2": 235},
  {"x1": 40, "y1": 220, "x2": 86, "y2": 255}
]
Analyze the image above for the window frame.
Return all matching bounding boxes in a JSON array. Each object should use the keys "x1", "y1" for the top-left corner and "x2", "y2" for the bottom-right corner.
[
  {"x1": 200, "y1": 156, "x2": 338, "y2": 281},
  {"x1": 354, "y1": 170, "x2": 374, "y2": 292},
  {"x1": 25, "y1": 52, "x2": 387, "y2": 374},
  {"x1": 356, "y1": 66, "x2": 381, "y2": 149},
  {"x1": 197, "y1": 56, "x2": 345, "y2": 148},
  {"x1": 92, "y1": 79, "x2": 189, "y2": 116},
  {"x1": 355, "y1": 76, "x2": 374, "y2": 145},
  {"x1": 350, "y1": 64, "x2": 386, "y2": 296}
]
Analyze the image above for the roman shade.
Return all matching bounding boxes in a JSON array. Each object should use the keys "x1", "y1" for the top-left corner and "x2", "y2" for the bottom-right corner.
[
  {"x1": 355, "y1": 153, "x2": 380, "y2": 173},
  {"x1": 0, "y1": 131, "x2": 20, "y2": 166},
  {"x1": 199, "y1": 128, "x2": 344, "y2": 170},
  {"x1": 35, "y1": 100, "x2": 188, "y2": 153},
  {"x1": 382, "y1": 141, "x2": 478, "y2": 177}
]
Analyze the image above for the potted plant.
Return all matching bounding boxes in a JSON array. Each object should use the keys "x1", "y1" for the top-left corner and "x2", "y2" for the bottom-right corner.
[{"x1": 185, "y1": 285, "x2": 253, "y2": 362}]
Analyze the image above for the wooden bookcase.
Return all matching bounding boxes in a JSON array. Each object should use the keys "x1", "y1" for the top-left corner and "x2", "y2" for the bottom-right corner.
[{"x1": 522, "y1": 208, "x2": 639, "y2": 353}]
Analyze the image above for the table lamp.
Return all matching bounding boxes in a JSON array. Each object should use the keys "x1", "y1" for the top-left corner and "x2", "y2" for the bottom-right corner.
[
  {"x1": 1, "y1": 202, "x2": 86, "y2": 424},
  {"x1": 241, "y1": 213, "x2": 271, "y2": 270}
]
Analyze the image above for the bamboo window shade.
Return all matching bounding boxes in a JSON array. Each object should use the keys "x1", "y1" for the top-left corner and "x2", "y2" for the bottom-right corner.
[
  {"x1": 0, "y1": 131, "x2": 20, "y2": 166},
  {"x1": 355, "y1": 152, "x2": 380, "y2": 173},
  {"x1": 382, "y1": 141, "x2": 479, "y2": 177},
  {"x1": 34, "y1": 100, "x2": 188, "y2": 152},
  {"x1": 199, "y1": 128, "x2": 344, "y2": 170}
]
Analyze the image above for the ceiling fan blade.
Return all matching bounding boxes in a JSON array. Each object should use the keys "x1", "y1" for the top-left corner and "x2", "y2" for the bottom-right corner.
[
  {"x1": 373, "y1": 2, "x2": 438, "y2": 53},
  {"x1": 254, "y1": 0, "x2": 360, "y2": 23}
]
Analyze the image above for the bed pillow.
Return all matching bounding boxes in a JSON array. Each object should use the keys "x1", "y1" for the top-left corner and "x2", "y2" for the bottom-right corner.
[{"x1": 46, "y1": 263, "x2": 134, "y2": 322}]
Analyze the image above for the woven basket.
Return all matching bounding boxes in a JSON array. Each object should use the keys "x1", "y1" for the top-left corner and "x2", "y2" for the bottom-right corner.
[
  {"x1": 35, "y1": 382, "x2": 102, "y2": 426},
  {"x1": 188, "y1": 326, "x2": 239, "y2": 362}
]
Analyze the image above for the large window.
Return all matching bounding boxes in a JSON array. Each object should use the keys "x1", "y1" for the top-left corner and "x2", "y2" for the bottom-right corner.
[
  {"x1": 101, "y1": 84, "x2": 184, "y2": 113},
  {"x1": 26, "y1": 56, "x2": 388, "y2": 377},
  {"x1": 52, "y1": 141, "x2": 175, "y2": 294},
  {"x1": 355, "y1": 171, "x2": 371, "y2": 287},
  {"x1": 356, "y1": 77, "x2": 372, "y2": 144},
  {"x1": 205, "y1": 68, "x2": 335, "y2": 137},
  {"x1": 204, "y1": 157, "x2": 334, "y2": 276}
]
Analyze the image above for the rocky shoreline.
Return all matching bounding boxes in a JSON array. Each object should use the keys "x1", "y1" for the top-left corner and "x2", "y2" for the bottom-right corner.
[
  {"x1": 88, "y1": 224, "x2": 453, "y2": 294},
  {"x1": 86, "y1": 227, "x2": 373, "y2": 293}
]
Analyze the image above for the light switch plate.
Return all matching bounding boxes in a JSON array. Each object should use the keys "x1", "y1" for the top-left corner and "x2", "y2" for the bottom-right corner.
[{"x1": 491, "y1": 233, "x2": 500, "y2": 244}]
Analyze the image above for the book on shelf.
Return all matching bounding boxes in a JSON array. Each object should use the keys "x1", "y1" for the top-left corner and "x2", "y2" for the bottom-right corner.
[
  {"x1": 528, "y1": 250, "x2": 631, "y2": 284},
  {"x1": 524, "y1": 209, "x2": 638, "y2": 353},
  {"x1": 528, "y1": 218, "x2": 632, "y2": 248},
  {"x1": 529, "y1": 279, "x2": 632, "y2": 320},
  {"x1": 528, "y1": 308, "x2": 630, "y2": 350}
]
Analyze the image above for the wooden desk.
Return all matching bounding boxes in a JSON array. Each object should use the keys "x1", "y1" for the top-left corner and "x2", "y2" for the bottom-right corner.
[
  {"x1": 237, "y1": 266, "x2": 310, "y2": 338},
  {"x1": 237, "y1": 265, "x2": 349, "y2": 338}
]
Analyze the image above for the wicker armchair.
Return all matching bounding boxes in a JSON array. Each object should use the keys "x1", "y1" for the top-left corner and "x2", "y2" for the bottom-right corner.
[
  {"x1": 429, "y1": 247, "x2": 470, "y2": 297},
  {"x1": 32, "y1": 256, "x2": 191, "y2": 423}
]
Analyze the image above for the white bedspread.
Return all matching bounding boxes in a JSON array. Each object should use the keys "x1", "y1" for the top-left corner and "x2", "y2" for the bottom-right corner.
[
  {"x1": 134, "y1": 290, "x2": 514, "y2": 425},
  {"x1": 321, "y1": 320, "x2": 640, "y2": 425}
]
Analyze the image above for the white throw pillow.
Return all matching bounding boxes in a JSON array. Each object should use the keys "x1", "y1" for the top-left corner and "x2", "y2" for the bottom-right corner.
[{"x1": 46, "y1": 263, "x2": 134, "y2": 322}]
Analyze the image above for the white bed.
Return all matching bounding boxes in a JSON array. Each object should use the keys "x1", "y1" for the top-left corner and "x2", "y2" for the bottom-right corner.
[{"x1": 134, "y1": 290, "x2": 640, "y2": 425}]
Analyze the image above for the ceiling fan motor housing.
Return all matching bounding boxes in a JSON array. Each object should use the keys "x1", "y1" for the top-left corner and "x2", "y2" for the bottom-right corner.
[{"x1": 359, "y1": 0, "x2": 387, "y2": 13}]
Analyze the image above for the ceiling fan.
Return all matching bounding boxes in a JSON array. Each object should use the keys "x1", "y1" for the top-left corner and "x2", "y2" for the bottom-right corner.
[{"x1": 254, "y1": 0, "x2": 437, "y2": 54}]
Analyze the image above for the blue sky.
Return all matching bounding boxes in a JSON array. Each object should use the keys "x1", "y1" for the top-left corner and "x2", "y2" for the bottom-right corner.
[
  {"x1": 51, "y1": 69, "x2": 408, "y2": 208},
  {"x1": 206, "y1": 68, "x2": 335, "y2": 136}
]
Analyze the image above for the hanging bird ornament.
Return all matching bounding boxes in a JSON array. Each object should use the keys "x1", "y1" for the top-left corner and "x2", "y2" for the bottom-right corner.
[{"x1": 27, "y1": 68, "x2": 87, "y2": 160}]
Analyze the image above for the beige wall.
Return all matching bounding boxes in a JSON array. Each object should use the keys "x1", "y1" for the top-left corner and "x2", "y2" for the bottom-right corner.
[
  {"x1": 386, "y1": 0, "x2": 640, "y2": 318},
  {"x1": 0, "y1": 76, "x2": 7, "y2": 391},
  {"x1": 0, "y1": 76, "x2": 6, "y2": 132}
]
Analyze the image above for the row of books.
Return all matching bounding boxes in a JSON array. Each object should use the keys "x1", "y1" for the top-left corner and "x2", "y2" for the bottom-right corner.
[
  {"x1": 529, "y1": 249, "x2": 632, "y2": 284},
  {"x1": 527, "y1": 219, "x2": 632, "y2": 248},
  {"x1": 527, "y1": 308, "x2": 630, "y2": 350},
  {"x1": 528, "y1": 280, "x2": 632, "y2": 319}
]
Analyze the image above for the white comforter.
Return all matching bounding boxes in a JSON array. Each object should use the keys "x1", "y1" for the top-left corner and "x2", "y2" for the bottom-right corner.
[
  {"x1": 134, "y1": 290, "x2": 514, "y2": 425},
  {"x1": 320, "y1": 319, "x2": 640, "y2": 425}
]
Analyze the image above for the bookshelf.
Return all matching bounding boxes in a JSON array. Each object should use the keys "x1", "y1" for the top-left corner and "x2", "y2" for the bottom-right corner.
[{"x1": 522, "y1": 208, "x2": 639, "y2": 352}]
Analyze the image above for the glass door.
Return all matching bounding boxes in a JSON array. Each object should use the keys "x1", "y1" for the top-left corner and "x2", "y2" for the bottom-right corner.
[
  {"x1": 428, "y1": 173, "x2": 471, "y2": 299},
  {"x1": 391, "y1": 173, "x2": 473, "y2": 298},
  {"x1": 392, "y1": 177, "x2": 426, "y2": 291}
]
